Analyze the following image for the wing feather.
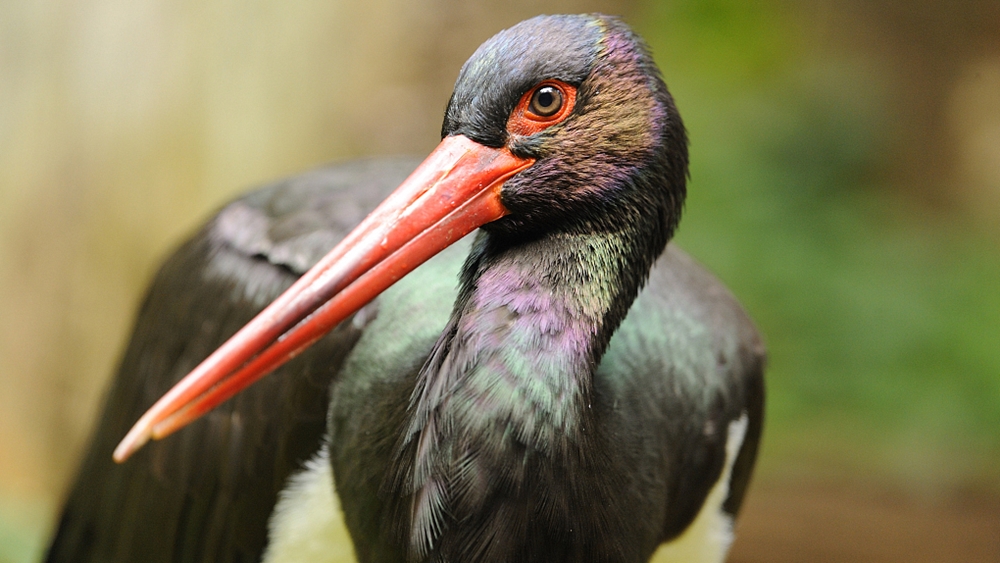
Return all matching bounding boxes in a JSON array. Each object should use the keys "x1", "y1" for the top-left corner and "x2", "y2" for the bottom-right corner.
[{"x1": 45, "y1": 159, "x2": 419, "y2": 563}]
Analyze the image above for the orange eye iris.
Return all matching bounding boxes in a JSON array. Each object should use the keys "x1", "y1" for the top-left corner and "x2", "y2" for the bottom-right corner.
[{"x1": 507, "y1": 80, "x2": 577, "y2": 137}]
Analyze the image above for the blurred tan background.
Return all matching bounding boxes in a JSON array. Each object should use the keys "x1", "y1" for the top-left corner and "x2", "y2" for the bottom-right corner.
[{"x1": 2, "y1": 1, "x2": 999, "y2": 562}]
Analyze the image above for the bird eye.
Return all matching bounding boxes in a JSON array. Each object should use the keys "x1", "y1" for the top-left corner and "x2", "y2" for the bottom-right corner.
[
  {"x1": 507, "y1": 80, "x2": 576, "y2": 136},
  {"x1": 529, "y1": 85, "x2": 563, "y2": 117}
]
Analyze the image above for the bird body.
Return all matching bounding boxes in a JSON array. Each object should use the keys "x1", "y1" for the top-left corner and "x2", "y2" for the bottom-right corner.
[{"x1": 46, "y1": 14, "x2": 765, "y2": 563}]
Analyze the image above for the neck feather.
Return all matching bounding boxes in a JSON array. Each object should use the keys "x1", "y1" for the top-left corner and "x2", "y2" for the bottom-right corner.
[{"x1": 393, "y1": 227, "x2": 650, "y2": 559}]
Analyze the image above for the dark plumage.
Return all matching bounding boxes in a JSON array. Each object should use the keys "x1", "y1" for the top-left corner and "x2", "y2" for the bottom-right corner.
[{"x1": 46, "y1": 14, "x2": 764, "y2": 563}]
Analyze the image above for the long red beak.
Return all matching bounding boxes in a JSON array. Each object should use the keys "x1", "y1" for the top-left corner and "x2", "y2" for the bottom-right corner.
[{"x1": 113, "y1": 135, "x2": 533, "y2": 462}]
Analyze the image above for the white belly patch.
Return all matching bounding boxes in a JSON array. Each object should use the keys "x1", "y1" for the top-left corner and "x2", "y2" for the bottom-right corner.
[
  {"x1": 262, "y1": 446, "x2": 356, "y2": 563},
  {"x1": 650, "y1": 413, "x2": 750, "y2": 563}
]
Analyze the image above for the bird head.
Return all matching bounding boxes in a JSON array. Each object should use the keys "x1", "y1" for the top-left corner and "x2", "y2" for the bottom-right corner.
[{"x1": 445, "y1": 14, "x2": 687, "y2": 250}]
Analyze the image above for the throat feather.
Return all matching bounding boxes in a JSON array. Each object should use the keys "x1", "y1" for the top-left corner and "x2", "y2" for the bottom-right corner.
[{"x1": 396, "y1": 231, "x2": 642, "y2": 558}]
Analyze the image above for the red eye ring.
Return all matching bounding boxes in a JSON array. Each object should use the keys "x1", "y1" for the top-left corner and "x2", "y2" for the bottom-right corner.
[{"x1": 507, "y1": 80, "x2": 577, "y2": 137}]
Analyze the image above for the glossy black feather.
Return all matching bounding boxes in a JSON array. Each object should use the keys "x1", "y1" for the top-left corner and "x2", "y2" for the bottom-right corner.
[{"x1": 327, "y1": 236, "x2": 764, "y2": 563}]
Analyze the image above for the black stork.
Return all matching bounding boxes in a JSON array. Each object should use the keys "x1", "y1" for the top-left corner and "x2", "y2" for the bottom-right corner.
[{"x1": 45, "y1": 14, "x2": 764, "y2": 563}]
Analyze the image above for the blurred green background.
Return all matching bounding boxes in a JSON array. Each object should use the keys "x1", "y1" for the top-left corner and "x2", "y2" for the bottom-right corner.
[{"x1": 1, "y1": 1, "x2": 998, "y2": 562}]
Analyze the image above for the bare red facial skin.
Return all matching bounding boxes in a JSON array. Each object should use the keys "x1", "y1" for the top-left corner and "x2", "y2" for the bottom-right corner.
[{"x1": 506, "y1": 80, "x2": 577, "y2": 137}]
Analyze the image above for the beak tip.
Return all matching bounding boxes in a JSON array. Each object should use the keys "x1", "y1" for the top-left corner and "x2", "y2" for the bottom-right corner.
[
  {"x1": 113, "y1": 425, "x2": 151, "y2": 463},
  {"x1": 112, "y1": 444, "x2": 133, "y2": 464}
]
